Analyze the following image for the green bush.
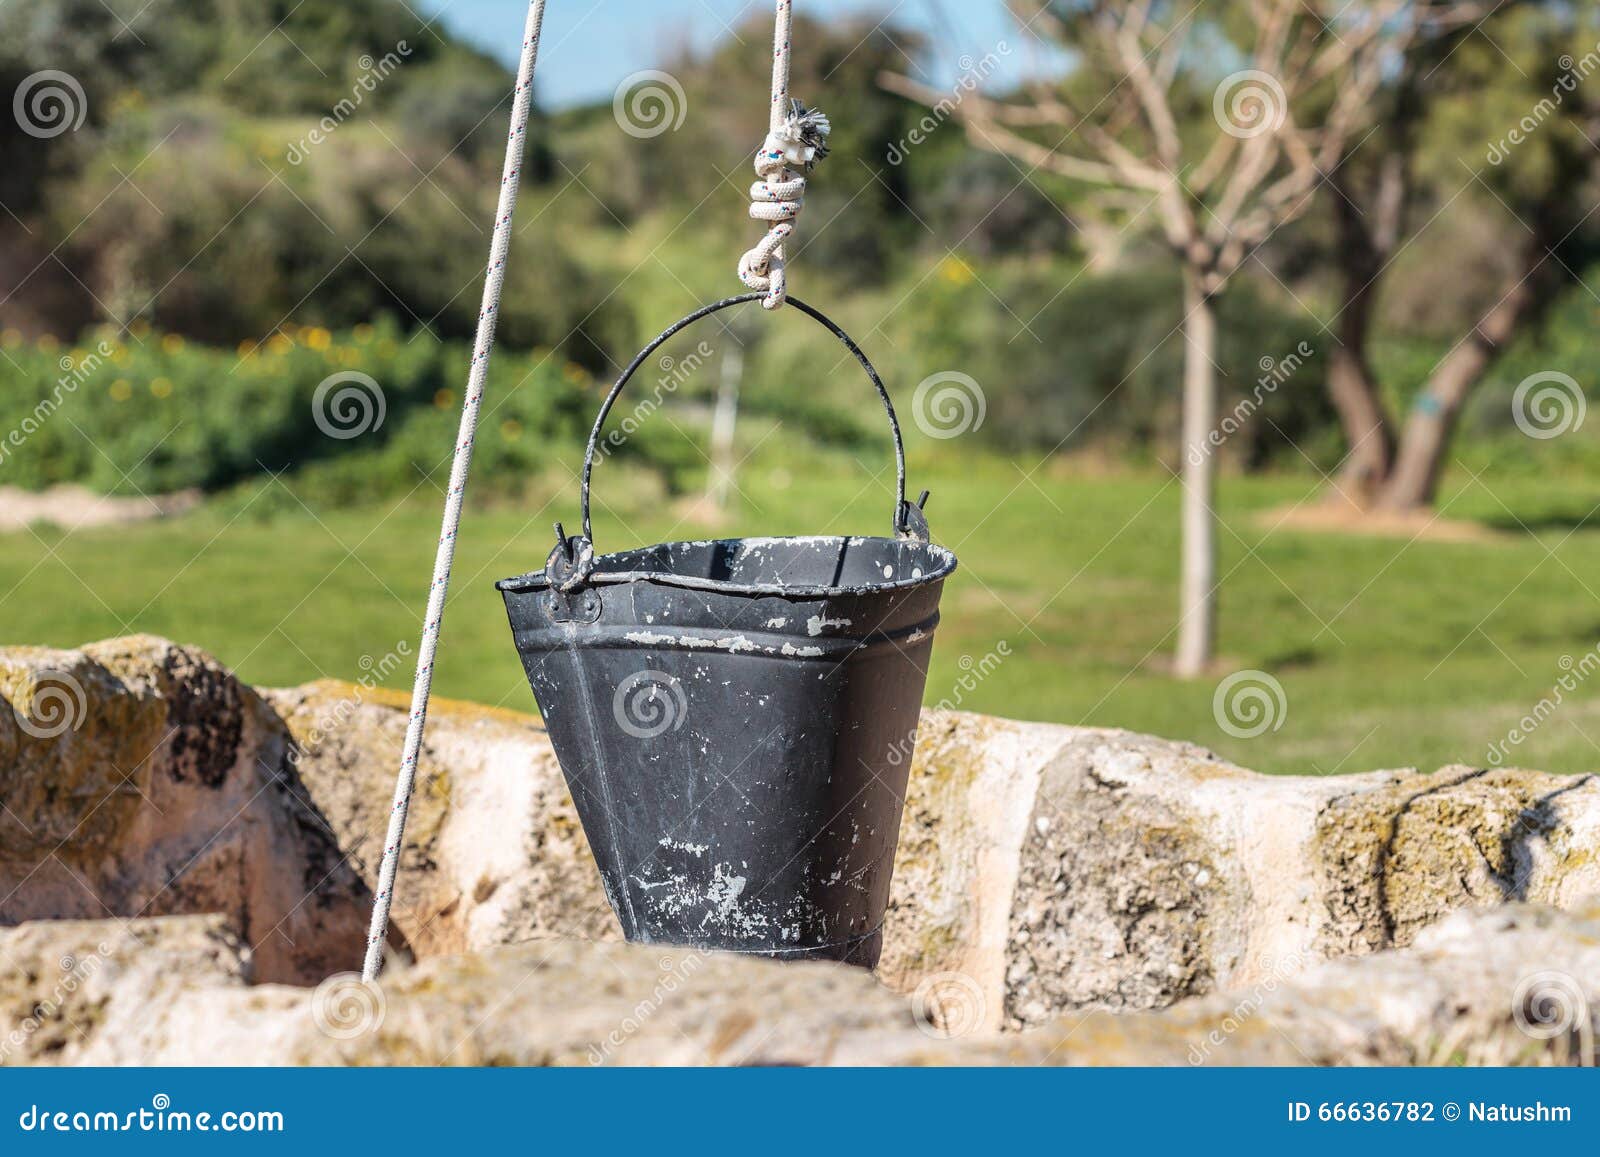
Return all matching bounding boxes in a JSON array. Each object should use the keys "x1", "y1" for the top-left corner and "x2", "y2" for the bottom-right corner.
[{"x1": 0, "y1": 321, "x2": 666, "y2": 501}]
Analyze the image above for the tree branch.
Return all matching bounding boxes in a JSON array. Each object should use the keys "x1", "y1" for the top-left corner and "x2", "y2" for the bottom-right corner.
[{"x1": 877, "y1": 70, "x2": 1166, "y2": 191}]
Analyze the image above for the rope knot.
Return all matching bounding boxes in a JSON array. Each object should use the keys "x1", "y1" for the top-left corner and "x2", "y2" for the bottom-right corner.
[{"x1": 738, "y1": 100, "x2": 830, "y2": 309}]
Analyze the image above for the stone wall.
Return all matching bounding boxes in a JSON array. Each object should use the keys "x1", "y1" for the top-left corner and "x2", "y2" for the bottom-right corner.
[
  {"x1": 2, "y1": 636, "x2": 1597, "y2": 1065},
  {"x1": 4, "y1": 903, "x2": 1596, "y2": 1066},
  {"x1": 0, "y1": 639, "x2": 372, "y2": 984}
]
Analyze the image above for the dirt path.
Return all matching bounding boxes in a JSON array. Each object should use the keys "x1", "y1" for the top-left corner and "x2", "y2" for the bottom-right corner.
[
  {"x1": 0, "y1": 484, "x2": 200, "y2": 532},
  {"x1": 1259, "y1": 500, "x2": 1505, "y2": 544}
]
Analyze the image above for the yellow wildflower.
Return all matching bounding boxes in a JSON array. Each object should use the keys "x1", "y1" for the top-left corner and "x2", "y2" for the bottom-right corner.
[{"x1": 937, "y1": 256, "x2": 975, "y2": 285}]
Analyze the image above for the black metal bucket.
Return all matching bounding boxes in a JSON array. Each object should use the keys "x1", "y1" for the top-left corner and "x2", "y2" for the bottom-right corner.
[{"x1": 496, "y1": 294, "x2": 956, "y2": 967}]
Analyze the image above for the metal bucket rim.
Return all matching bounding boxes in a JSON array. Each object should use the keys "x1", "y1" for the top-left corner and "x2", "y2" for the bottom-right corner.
[{"x1": 496, "y1": 533, "x2": 957, "y2": 598}]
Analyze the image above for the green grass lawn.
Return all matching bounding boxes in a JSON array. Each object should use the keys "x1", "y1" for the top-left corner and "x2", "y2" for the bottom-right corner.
[{"x1": 4, "y1": 443, "x2": 1600, "y2": 776}]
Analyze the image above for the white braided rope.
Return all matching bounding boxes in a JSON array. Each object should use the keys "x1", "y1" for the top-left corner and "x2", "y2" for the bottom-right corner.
[
  {"x1": 361, "y1": 0, "x2": 549, "y2": 983},
  {"x1": 737, "y1": 0, "x2": 828, "y2": 310}
]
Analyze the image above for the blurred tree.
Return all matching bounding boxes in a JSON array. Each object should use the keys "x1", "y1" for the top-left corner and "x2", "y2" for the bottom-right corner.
[
  {"x1": 923, "y1": 153, "x2": 1074, "y2": 259},
  {"x1": 1325, "y1": 1, "x2": 1600, "y2": 510},
  {"x1": 884, "y1": 0, "x2": 1481, "y2": 677},
  {"x1": 586, "y1": 14, "x2": 928, "y2": 285},
  {"x1": 0, "y1": 0, "x2": 608, "y2": 361},
  {"x1": 393, "y1": 60, "x2": 555, "y2": 178}
]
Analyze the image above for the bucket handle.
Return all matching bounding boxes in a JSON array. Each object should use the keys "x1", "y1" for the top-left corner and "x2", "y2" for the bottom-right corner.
[{"x1": 554, "y1": 293, "x2": 927, "y2": 591}]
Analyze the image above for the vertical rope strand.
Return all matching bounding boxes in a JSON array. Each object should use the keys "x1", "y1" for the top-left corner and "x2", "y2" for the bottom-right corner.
[
  {"x1": 770, "y1": 0, "x2": 792, "y2": 137},
  {"x1": 737, "y1": 0, "x2": 809, "y2": 310},
  {"x1": 361, "y1": 0, "x2": 549, "y2": 983}
]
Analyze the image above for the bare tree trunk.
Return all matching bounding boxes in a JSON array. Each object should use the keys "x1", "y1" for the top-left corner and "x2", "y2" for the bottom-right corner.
[
  {"x1": 1326, "y1": 345, "x2": 1394, "y2": 500},
  {"x1": 1325, "y1": 149, "x2": 1405, "y2": 503},
  {"x1": 1377, "y1": 262, "x2": 1543, "y2": 511},
  {"x1": 706, "y1": 339, "x2": 744, "y2": 511},
  {"x1": 1325, "y1": 229, "x2": 1395, "y2": 500},
  {"x1": 1175, "y1": 271, "x2": 1219, "y2": 679},
  {"x1": 1331, "y1": 56, "x2": 1586, "y2": 514}
]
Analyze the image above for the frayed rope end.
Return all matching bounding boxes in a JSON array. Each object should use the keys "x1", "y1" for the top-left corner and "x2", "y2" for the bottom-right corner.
[{"x1": 738, "y1": 100, "x2": 830, "y2": 307}]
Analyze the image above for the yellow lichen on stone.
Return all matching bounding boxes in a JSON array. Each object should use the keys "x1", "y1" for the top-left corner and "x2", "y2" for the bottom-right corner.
[
  {"x1": 290, "y1": 679, "x2": 539, "y2": 729},
  {"x1": 0, "y1": 650, "x2": 169, "y2": 853}
]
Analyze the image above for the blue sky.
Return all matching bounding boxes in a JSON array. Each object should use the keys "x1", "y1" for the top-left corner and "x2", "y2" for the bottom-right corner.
[{"x1": 416, "y1": 1, "x2": 1050, "y2": 108}]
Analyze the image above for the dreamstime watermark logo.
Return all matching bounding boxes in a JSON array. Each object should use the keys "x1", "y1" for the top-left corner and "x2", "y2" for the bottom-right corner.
[
  {"x1": 14, "y1": 70, "x2": 87, "y2": 139},
  {"x1": 599, "y1": 340, "x2": 714, "y2": 457},
  {"x1": 587, "y1": 950, "x2": 708, "y2": 1064},
  {"x1": 17, "y1": 1094, "x2": 284, "y2": 1134},
  {"x1": 912, "y1": 371, "x2": 986, "y2": 440},
  {"x1": 1187, "y1": 951, "x2": 1307, "y2": 1064},
  {"x1": 1, "y1": 940, "x2": 114, "y2": 1061},
  {"x1": 1487, "y1": 40, "x2": 1600, "y2": 165},
  {"x1": 1213, "y1": 70, "x2": 1287, "y2": 139},
  {"x1": 886, "y1": 642, "x2": 1011, "y2": 767},
  {"x1": 613, "y1": 669, "x2": 688, "y2": 739},
  {"x1": 313, "y1": 371, "x2": 386, "y2": 440},
  {"x1": 0, "y1": 341, "x2": 115, "y2": 469},
  {"x1": 1212, "y1": 670, "x2": 1287, "y2": 739},
  {"x1": 9, "y1": 669, "x2": 88, "y2": 740},
  {"x1": 286, "y1": 43, "x2": 412, "y2": 163},
  {"x1": 613, "y1": 70, "x2": 687, "y2": 139},
  {"x1": 311, "y1": 973, "x2": 386, "y2": 1040},
  {"x1": 286, "y1": 642, "x2": 412, "y2": 765},
  {"x1": 1488, "y1": 644, "x2": 1600, "y2": 767},
  {"x1": 885, "y1": 43, "x2": 1012, "y2": 164},
  {"x1": 911, "y1": 971, "x2": 988, "y2": 1039},
  {"x1": 1512, "y1": 371, "x2": 1584, "y2": 440},
  {"x1": 1189, "y1": 342, "x2": 1314, "y2": 464},
  {"x1": 1512, "y1": 970, "x2": 1594, "y2": 1064}
]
